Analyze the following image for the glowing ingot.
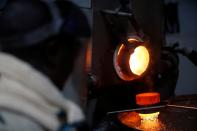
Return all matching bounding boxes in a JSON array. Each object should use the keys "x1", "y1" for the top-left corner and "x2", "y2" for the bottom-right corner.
[{"x1": 136, "y1": 92, "x2": 160, "y2": 106}]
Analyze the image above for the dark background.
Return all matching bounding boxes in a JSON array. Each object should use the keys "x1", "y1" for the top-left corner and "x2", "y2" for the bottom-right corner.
[{"x1": 165, "y1": 0, "x2": 197, "y2": 95}]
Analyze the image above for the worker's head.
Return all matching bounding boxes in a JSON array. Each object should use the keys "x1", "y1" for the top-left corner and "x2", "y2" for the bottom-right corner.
[{"x1": 0, "y1": 0, "x2": 90, "y2": 88}]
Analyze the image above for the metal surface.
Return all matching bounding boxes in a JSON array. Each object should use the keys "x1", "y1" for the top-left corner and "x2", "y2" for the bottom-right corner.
[
  {"x1": 101, "y1": 10, "x2": 132, "y2": 17},
  {"x1": 107, "y1": 105, "x2": 197, "y2": 130},
  {"x1": 106, "y1": 95, "x2": 197, "y2": 131},
  {"x1": 107, "y1": 105, "x2": 166, "y2": 115},
  {"x1": 167, "y1": 104, "x2": 197, "y2": 110}
]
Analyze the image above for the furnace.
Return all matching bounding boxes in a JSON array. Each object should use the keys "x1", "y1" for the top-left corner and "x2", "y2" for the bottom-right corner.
[
  {"x1": 114, "y1": 36, "x2": 150, "y2": 81},
  {"x1": 82, "y1": 0, "x2": 197, "y2": 130}
]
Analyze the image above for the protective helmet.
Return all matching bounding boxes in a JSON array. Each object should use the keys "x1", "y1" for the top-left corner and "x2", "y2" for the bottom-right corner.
[
  {"x1": 0, "y1": 0, "x2": 90, "y2": 49},
  {"x1": 0, "y1": 0, "x2": 91, "y2": 88}
]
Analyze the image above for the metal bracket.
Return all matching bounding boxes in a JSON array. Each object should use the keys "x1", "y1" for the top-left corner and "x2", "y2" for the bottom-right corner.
[{"x1": 100, "y1": 8, "x2": 144, "y2": 43}]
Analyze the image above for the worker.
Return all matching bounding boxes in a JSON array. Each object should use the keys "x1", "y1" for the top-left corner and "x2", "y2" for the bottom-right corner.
[{"x1": 0, "y1": 0, "x2": 90, "y2": 130}]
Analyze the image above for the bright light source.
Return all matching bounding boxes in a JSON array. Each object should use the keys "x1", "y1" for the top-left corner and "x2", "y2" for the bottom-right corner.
[
  {"x1": 118, "y1": 111, "x2": 164, "y2": 130},
  {"x1": 114, "y1": 36, "x2": 150, "y2": 81},
  {"x1": 139, "y1": 112, "x2": 160, "y2": 121},
  {"x1": 138, "y1": 112, "x2": 164, "y2": 130},
  {"x1": 129, "y1": 46, "x2": 150, "y2": 76}
]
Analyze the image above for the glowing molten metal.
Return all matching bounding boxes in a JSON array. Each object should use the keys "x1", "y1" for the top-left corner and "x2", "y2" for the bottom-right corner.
[
  {"x1": 118, "y1": 111, "x2": 164, "y2": 130},
  {"x1": 129, "y1": 46, "x2": 150, "y2": 76},
  {"x1": 118, "y1": 92, "x2": 163, "y2": 130},
  {"x1": 118, "y1": 111, "x2": 141, "y2": 128},
  {"x1": 138, "y1": 112, "x2": 163, "y2": 130},
  {"x1": 139, "y1": 112, "x2": 160, "y2": 121},
  {"x1": 136, "y1": 92, "x2": 160, "y2": 106}
]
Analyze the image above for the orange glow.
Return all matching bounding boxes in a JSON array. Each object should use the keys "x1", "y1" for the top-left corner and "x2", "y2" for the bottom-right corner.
[
  {"x1": 129, "y1": 46, "x2": 150, "y2": 76},
  {"x1": 139, "y1": 112, "x2": 160, "y2": 121},
  {"x1": 118, "y1": 111, "x2": 164, "y2": 130},
  {"x1": 138, "y1": 112, "x2": 164, "y2": 130},
  {"x1": 136, "y1": 92, "x2": 160, "y2": 106},
  {"x1": 128, "y1": 38, "x2": 139, "y2": 42},
  {"x1": 85, "y1": 40, "x2": 92, "y2": 72},
  {"x1": 118, "y1": 111, "x2": 141, "y2": 128},
  {"x1": 117, "y1": 44, "x2": 124, "y2": 56}
]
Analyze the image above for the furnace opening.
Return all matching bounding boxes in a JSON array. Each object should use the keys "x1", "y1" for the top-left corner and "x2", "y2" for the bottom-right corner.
[
  {"x1": 113, "y1": 36, "x2": 150, "y2": 81},
  {"x1": 129, "y1": 46, "x2": 150, "y2": 76}
]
